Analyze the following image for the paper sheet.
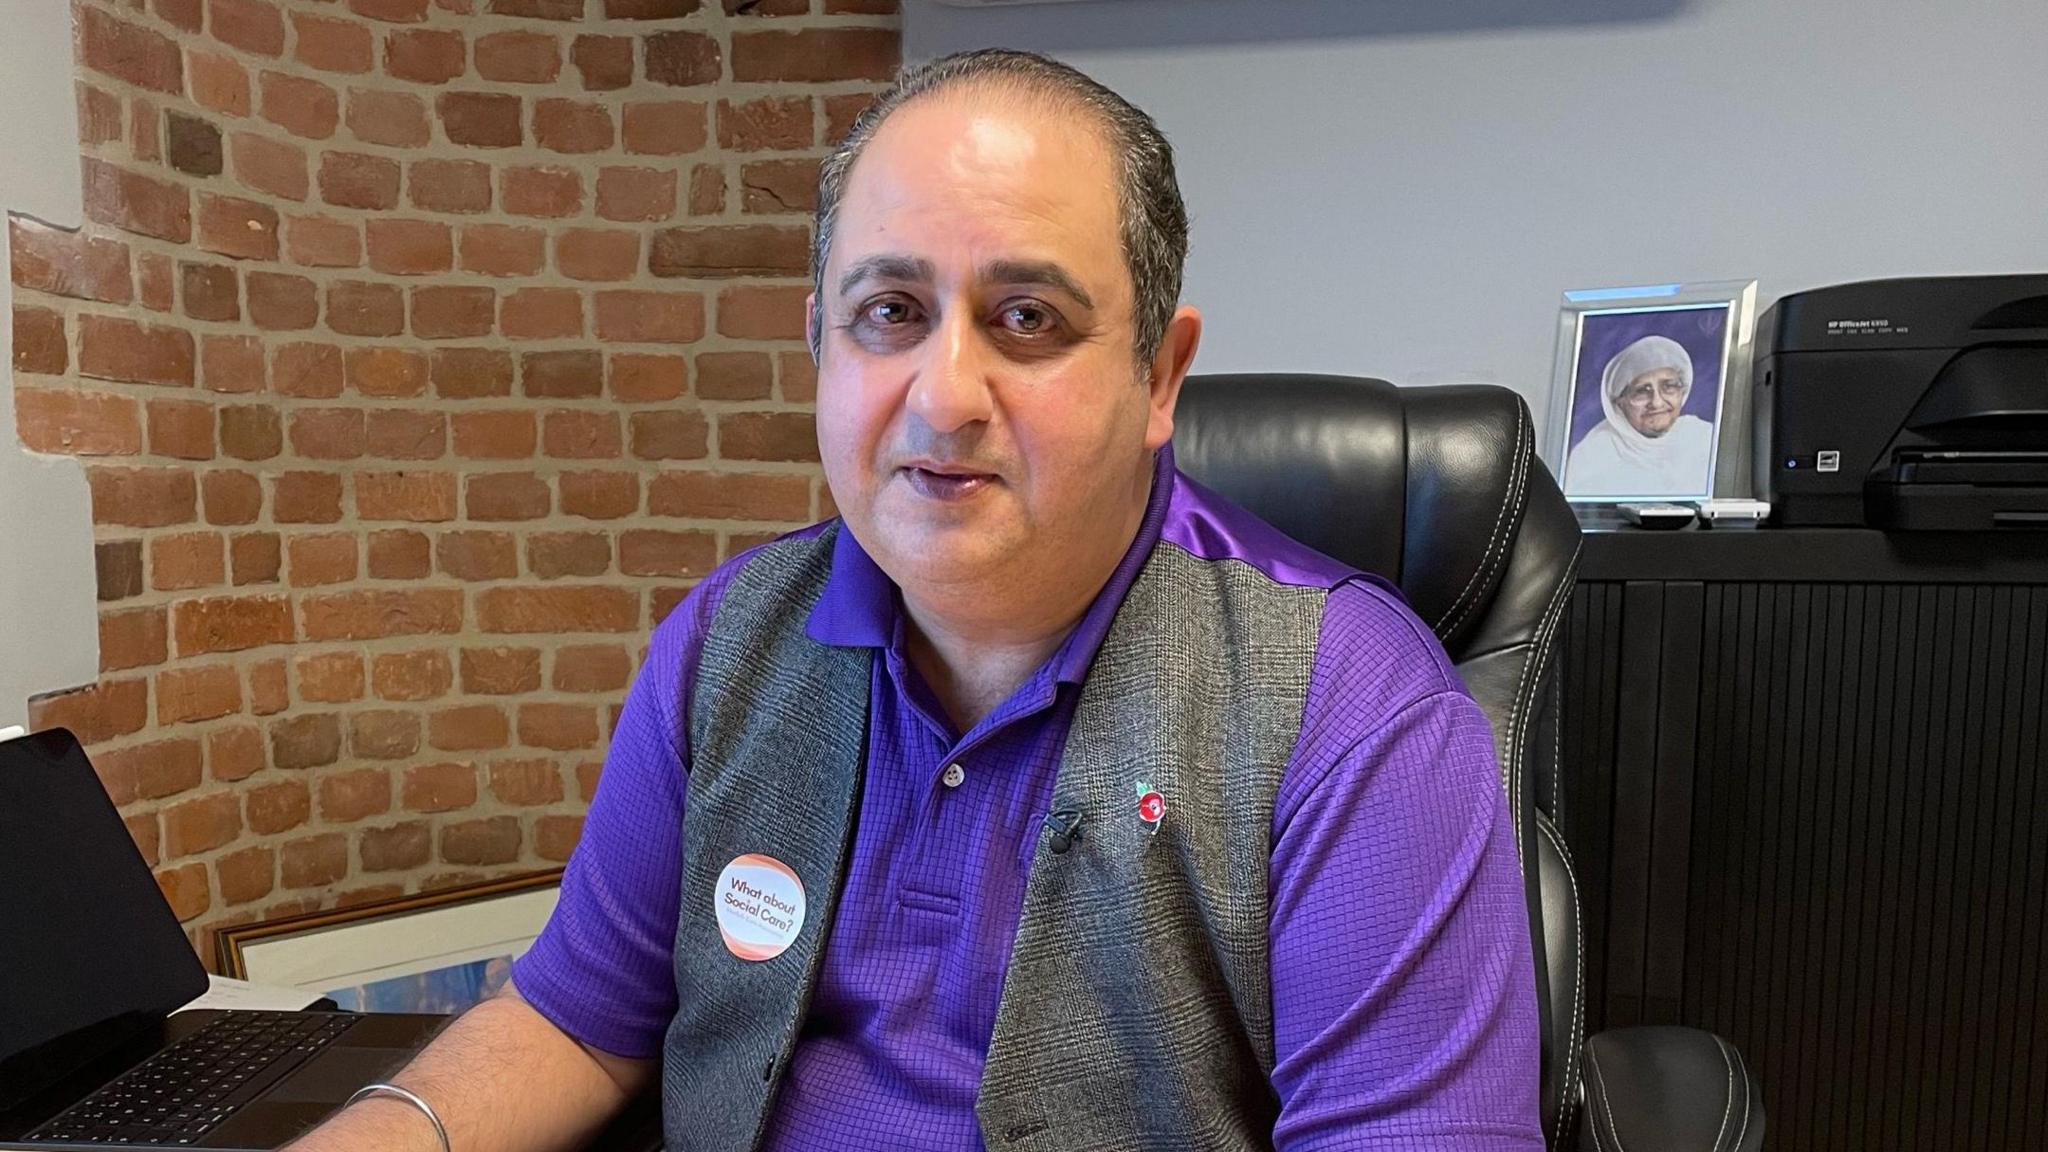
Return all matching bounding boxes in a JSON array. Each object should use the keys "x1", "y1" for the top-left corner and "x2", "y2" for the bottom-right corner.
[{"x1": 175, "y1": 974, "x2": 326, "y2": 1014}]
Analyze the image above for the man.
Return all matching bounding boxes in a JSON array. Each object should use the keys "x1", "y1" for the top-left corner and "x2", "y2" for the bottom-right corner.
[{"x1": 289, "y1": 50, "x2": 1542, "y2": 1152}]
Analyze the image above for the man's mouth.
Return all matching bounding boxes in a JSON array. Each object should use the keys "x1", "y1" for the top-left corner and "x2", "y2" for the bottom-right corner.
[{"x1": 898, "y1": 460, "x2": 998, "y2": 501}]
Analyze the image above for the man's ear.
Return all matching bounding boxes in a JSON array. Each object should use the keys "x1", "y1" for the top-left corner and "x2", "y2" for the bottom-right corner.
[
  {"x1": 805, "y1": 292, "x2": 821, "y2": 365},
  {"x1": 1143, "y1": 305, "x2": 1203, "y2": 451}
]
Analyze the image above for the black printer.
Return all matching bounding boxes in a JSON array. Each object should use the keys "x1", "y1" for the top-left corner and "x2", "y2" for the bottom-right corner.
[{"x1": 1755, "y1": 274, "x2": 2048, "y2": 528}]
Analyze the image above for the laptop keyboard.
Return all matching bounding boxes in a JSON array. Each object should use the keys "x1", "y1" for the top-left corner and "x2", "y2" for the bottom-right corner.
[{"x1": 28, "y1": 1010, "x2": 358, "y2": 1147}]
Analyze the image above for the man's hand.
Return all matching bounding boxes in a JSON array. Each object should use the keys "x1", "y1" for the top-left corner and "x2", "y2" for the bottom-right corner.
[{"x1": 283, "y1": 979, "x2": 652, "y2": 1152}]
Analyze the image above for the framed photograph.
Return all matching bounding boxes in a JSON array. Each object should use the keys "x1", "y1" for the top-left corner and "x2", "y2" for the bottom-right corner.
[
  {"x1": 1546, "y1": 280, "x2": 1758, "y2": 504},
  {"x1": 214, "y1": 870, "x2": 562, "y2": 1014}
]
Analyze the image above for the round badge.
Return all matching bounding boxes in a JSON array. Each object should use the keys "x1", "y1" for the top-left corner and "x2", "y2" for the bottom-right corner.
[
  {"x1": 1138, "y1": 790, "x2": 1165, "y2": 825},
  {"x1": 715, "y1": 854, "x2": 807, "y2": 962}
]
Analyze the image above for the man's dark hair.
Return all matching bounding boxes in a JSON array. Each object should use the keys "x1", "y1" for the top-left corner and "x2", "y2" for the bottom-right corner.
[{"x1": 809, "y1": 49, "x2": 1189, "y2": 368}]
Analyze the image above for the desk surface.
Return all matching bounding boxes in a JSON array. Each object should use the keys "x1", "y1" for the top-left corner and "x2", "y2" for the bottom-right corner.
[{"x1": 1580, "y1": 525, "x2": 2048, "y2": 584}]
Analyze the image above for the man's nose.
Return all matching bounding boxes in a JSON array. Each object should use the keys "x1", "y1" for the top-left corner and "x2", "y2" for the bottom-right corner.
[{"x1": 905, "y1": 309, "x2": 994, "y2": 435}]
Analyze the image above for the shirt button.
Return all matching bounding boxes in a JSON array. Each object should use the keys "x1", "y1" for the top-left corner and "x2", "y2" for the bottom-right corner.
[{"x1": 942, "y1": 763, "x2": 966, "y2": 789}]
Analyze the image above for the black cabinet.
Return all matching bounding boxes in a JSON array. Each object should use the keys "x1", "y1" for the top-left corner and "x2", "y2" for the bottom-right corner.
[{"x1": 1562, "y1": 528, "x2": 2048, "y2": 1152}]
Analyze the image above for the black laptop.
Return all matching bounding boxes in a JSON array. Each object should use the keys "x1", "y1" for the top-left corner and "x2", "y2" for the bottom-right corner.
[{"x1": 0, "y1": 729, "x2": 447, "y2": 1149}]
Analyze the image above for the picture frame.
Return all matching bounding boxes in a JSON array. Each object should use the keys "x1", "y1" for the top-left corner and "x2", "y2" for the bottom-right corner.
[
  {"x1": 213, "y1": 869, "x2": 563, "y2": 1015},
  {"x1": 1545, "y1": 280, "x2": 1759, "y2": 505}
]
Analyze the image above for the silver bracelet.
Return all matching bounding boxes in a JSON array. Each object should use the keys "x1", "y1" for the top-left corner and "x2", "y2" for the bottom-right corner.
[{"x1": 344, "y1": 1081, "x2": 451, "y2": 1152}]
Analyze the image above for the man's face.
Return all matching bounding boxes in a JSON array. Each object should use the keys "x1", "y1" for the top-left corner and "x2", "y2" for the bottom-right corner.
[
  {"x1": 811, "y1": 93, "x2": 1177, "y2": 602},
  {"x1": 1616, "y1": 367, "x2": 1686, "y2": 438}
]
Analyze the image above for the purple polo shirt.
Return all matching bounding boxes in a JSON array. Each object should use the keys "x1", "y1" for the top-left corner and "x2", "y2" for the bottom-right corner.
[{"x1": 513, "y1": 448, "x2": 1543, "y2": 1150}]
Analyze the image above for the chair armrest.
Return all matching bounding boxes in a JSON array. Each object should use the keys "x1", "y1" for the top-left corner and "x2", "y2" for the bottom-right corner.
[{"x1": 1577, "y1": 1026, "x2": 1763, "y2": 1152}]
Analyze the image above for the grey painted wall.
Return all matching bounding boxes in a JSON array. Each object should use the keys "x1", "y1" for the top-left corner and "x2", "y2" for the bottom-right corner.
[
  {"x1": 1, "y1": 2, "x2": 100, "y2": 729},
  {"x1": 906, "y1": 0, "x2": 2048, "y2": 441}
]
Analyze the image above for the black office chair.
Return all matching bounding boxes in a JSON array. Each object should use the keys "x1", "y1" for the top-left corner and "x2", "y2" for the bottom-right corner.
[{"x1": 1174, "y1": 374, "x2": 1764, "y2": 1152}]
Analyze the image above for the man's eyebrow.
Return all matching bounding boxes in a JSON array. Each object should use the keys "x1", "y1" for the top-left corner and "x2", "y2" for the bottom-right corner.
[
  {"x1": 836, "y1": 255, "x2": 933, "y2": 297},
  {"x1": 984, "y1": 260, "x2": 1095, "y2": 311}
]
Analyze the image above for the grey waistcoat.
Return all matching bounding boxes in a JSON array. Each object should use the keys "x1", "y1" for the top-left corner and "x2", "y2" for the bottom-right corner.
[{"x1": 661, "y1": 523, "x2": 1327, "y2": 1151}]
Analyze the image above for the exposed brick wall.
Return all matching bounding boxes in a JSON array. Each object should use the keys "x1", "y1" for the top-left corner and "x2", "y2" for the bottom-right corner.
[{"x1": 12, "y1": 0, "x2": 897, "y2": 958}]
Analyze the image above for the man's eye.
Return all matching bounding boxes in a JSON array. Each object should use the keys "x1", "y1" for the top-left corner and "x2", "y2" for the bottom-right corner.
[
  {"x1": 865, "y1": 298, "x2": 922, "y2": 326},
  {"x1": 998, "y1": 302, "x2": 1060, "y2": 336}
]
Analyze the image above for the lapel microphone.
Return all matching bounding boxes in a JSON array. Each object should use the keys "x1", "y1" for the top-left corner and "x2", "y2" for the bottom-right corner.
[{"x1": 1044, "y1": 808, "x2": 1084, "y2": 854}]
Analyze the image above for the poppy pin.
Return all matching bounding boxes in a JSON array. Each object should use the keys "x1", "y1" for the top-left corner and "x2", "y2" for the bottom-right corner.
[{"x1": 1135, "y1": 781, "x2": 1166, "y2": 834}]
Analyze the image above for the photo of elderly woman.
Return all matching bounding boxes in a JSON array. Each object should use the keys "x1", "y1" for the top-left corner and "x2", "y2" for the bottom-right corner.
[{"x1": 1561, "y1": 304, "x2": 1730, "y2": 499}]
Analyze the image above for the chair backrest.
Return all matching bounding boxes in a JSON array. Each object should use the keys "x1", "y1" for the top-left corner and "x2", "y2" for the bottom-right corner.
[{"x1": 1172, "y1": 373, "x2": 1585, "y2": 1146}]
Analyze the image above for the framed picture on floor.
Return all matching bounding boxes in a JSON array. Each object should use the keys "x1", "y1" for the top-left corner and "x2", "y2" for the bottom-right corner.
[
  {"x1": 1546, "y1": 280, "x2": 1759, "y2": 504},
  {"x1": 213, "y1": 870, "x2": 563, "y2": 1015}
]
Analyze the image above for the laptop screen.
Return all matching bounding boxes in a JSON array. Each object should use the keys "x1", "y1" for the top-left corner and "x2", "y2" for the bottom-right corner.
[{"x1": 0, "y1": 729, "x2": 207, "y2": 1104}]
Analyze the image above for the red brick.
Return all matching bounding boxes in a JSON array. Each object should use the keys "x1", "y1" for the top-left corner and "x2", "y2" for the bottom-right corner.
[
  {"x1": 629, "y1": 410, "x2": 708, "y2": 460},
  {"x1": 619, "y1": 528, "x2": 715, "y2": 577},
  {"x1": 533, "y1": 100, "x2": 614, "y2": 155},
  {"x1": 168, "y1": 110, "x2": 225, "y2": 177},
  {"x1": 87, "y1": 466, "x2": 198, "y2": 528},
  {"x1": 649, "y1": 470, "x2": 809, "y2": 520},
  {"x1": 269, "y1": 712, "x2": 344, "y2": 770},
  {"x1": 349, "y1": 0, "x2": 430, "y2": 21},
  {"x1": 645, "y1": 31, "x2": 720, "y2": 88},
  {"x1": 209, "y1": 724, "x2": 268, "y2": 781},
  {"x1": 501, "y1": 288, "x2": 583, "y2": 340},
  {"x1": 572, "y1": 34, "x2": 632, "y2": 91},
  {"x1": 461, "y1": 647, "x2": 542, "y2": 694},
  {"x1": 552, "y1": 642, "x2": 634, "y2": 691},
  {"x1": 318, "y1": 768, "x2": 392, "y2": 821},
  {"x1": 476, "y1": 30, "x2": 560, "y2": 83},
  {"x1": 366, "y1": 409, "x2": 446, "y2": 460},
  {"x1": 9, "y1": 218, "x2": 132, "y2": 304},
  {"x1": 272, "y1": 341, "x2": 345, "y2": 397},
  {"x1": 287, "y1": 532, "x2": 359, "y2": 586},
  {"x1": 595, "y1": 290, "x2": 705, "y2": 344},
  {"x1": 78, "y1": 315, "x2": 194, "y2": 387},
  {"x1": 742, "y1": 157, "x2": 821, "y2": 214},
  {"x1": 100, "y1": 606, "x2": 169, "y2": 672},
  {"x1": 536, "y1": 814, "x2": 584, "y2": 862},
  {"x1": 151, "y1": 531, "x2": 226, "y2": 590},
  {"x1": 517, "y1": 703, "x2": 598, "y2": 751},
  {"x1": 430, "y1": 348, "x2": 514, "y2": 398},
  {"x1": 231, "y1": 531, "x2": 282, "y2": 585},
  {"x1": 371, "y1": 649, "x2": 452, "y2": 701},
  {"x1": 250, "y1": 657, "x2": 286, "y2": 716},
  {"x1": 560, "y1": 470, "x2": 639, "y2": 519},
  {"x1": 458, "y1": 224, "x2": 545, "y2": 276},
  {"x1": 487, "y1": 0, "x2": 584, "y2": 15},
  {"x1": 403, "y1": 761, "x2": 479, "y2": 811},
  {"x1": 163, "y1": 791, "x2": 241, "y2": 857},
  {"x1": 717, "y1": 284, "x2": 810, "y2": 340},
  {"x1": 346, "y1": 88, "x2": 429, "y2": 147},
  {"x1": 219, "y1": 405, "x2": 281, "y2": 461},
  {"x1": 259, "y1": 71, "x2": 340, "y2": 139},
  {"x1": 296, "y1": 650, "x2": 365, "y2": 702},
  {"x1": 280, "y1": 833, "x2": 348, "y2": 888},
  {"x1": 319, "y1": 151, "x2": 400, "y2": 209},
  {"x1": 200, "y1": 334, "x2": 264, "y2": 394},
  {"x1": 722, "y1": 0, "x2": 803, "y2": 12},
  {"x1": 359, "y1": 821, "x2": 432, "y2": 872},
  {"x1": 348, "y1": 347, "x2": 429, "y2": 397},
  {"x1": 356, "y1": 470, "x2": 457, "y2": 521},
  {"x1": 77, "y1": 83, "x2": 125, "y2": 146},
  {"x1": 294, "y1": 11, "x2": 374, "y2": 73},
  {"x1": 527, "y1": 531, "x2": 610, "y2": 579},
  {"x1": 197, "y1": 195, "x2": 280, "y2": 261},
  {"x1": 285, "y1": 214, "x2": 362, "y2": 267},
  {"x1": 131, "y1": 98, "x2": 163, "y2": 165},
  {"x1": 154, "y1": 863, "x2": 210, "y2": 922},
  {"x1": 137, "y1": 252, "x2": 175, "y2": 312},
  {"x1": 720, "y1": 411, "x2": 818, "y2": 462},
  {"x1": 211, "y1": 0, "x2": 285, "y2": 54},
  {"x1": 82, "y1": 158, "x2": 191, "y2": 243},
  {"x1": 95, "y1": 737, "x2": 203, "y2": 805},
  {"x1": 436, "y1": 530, "x2": 519, "y2": 579},
  {"x1": 451, "y1": 410, "x2": 537, "y2": 459},
  {"x1": 190, "y1": 50, "x2": 251, "y2": 116},
  {"x1": 410, "y1": 158, "x2": 493, "y2": 213},
  {"x1": 442, "y1": 816, "x2": 521, "y2": 865},
  {"x1": 502, "y1": 166, "x2": 582, "y2": 217},
  {"x1": 438, "y1": 91, "x2": 521, "y2": 146},
  {"x1": 300, "y1": 588, "x2": 463, "y2": 640},
  {"x1": 286, "y1": 409, "x2": 363, "y2": 460},
  {"x1": 367, "y1": 219, "x2": 453, "y2": 275},
  {"x1": 29, "y1": 678, "x2": 148, "y2": 745},
  {"x1": 464, "y1": 473, "x2": 551, "y2": 521},
  {"x1": 489, "y1": 757, "x2": 564, "y2": 805},
  {"x1": 274, "y1": 471, "x2": 344, "y2": 523},
  {"x1": 245, "y1": 779, "x2": 310, "y2": 834},
  {"x1": 350, "y1": 710, "x2": 421, "y2": 760},
  {"x1": 387, "y1": 29, "x2": 466, "y2": 84},
  {"x1": 81, "y1": 5, "x2": 184, "y2": 94},
  {"x1": 203, "y1": 469, "x2": 265, "y2": 524},
  {"x1": 591, "y1": 168, "x2": 676, "y2": 226},
  {"x1": 327, "y1": 280, "x2": 406, "y2": 337},
  {"x1": 623, "y1": 101, "x2": 709, "y2": 156},
  {"x1": 427, "y1": 706, "x2": 508, "y2": 753},
  {"x1": 555, "y1": 228, "x2": 639, "y2": 282},
  {"x1": 695, "y1": 351, "x2": 772, "y2": 400},
  {"x1": 141, "y1": 394, "x2": 213, "y2": 458},
  {"x1": 218, "y1": 845, "x2": 276, "y2": 905},
  {"x1": 411, "y1": 286, "x2": 497, "y2": 339},
  {"x1": 542, "y1": 410, "x2": 621, "y2": 459},
  {"x1": 477, "y1": 587, "x2": 637, "y2": 633},
  {"x1": 179, "y1": 261, "x2": 239, "y2": 322},
  {"x1": 688, "y1": 163, "x2": 725, "y2": 216},
  {"x1": 732, "y1": 29, "x2": 897, "y2": 83},
  {"x1": 367, "y1": 529, "x2": 432, "y2": 578},
  {"x1": 12, "y1": 306, "x2": 67, "y2": 376},
  {"x1": 155, "y1": 663, "x2": 241, "y2": 725},
  {"x1": 173, "y1": 595, "x2": 293, "y2": 656},
  {"x1": 610, "y1": 353, "x2": 687, "y2": 402},
  {"x1": 14, "y1": 388, "x2": 142, "y2": 456},
  {"x1": 716, "y1": 97, "x2": 808, "y2": 152},
  {"x1": 247, "y1": 272, "x2": 320, "y2": 330},
  {"x1": 610, "y1": 0, "x2": 699, "y2": 15},
  {"x1": 651, "y1": 225, "x2": 806, "y2": 278}
]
